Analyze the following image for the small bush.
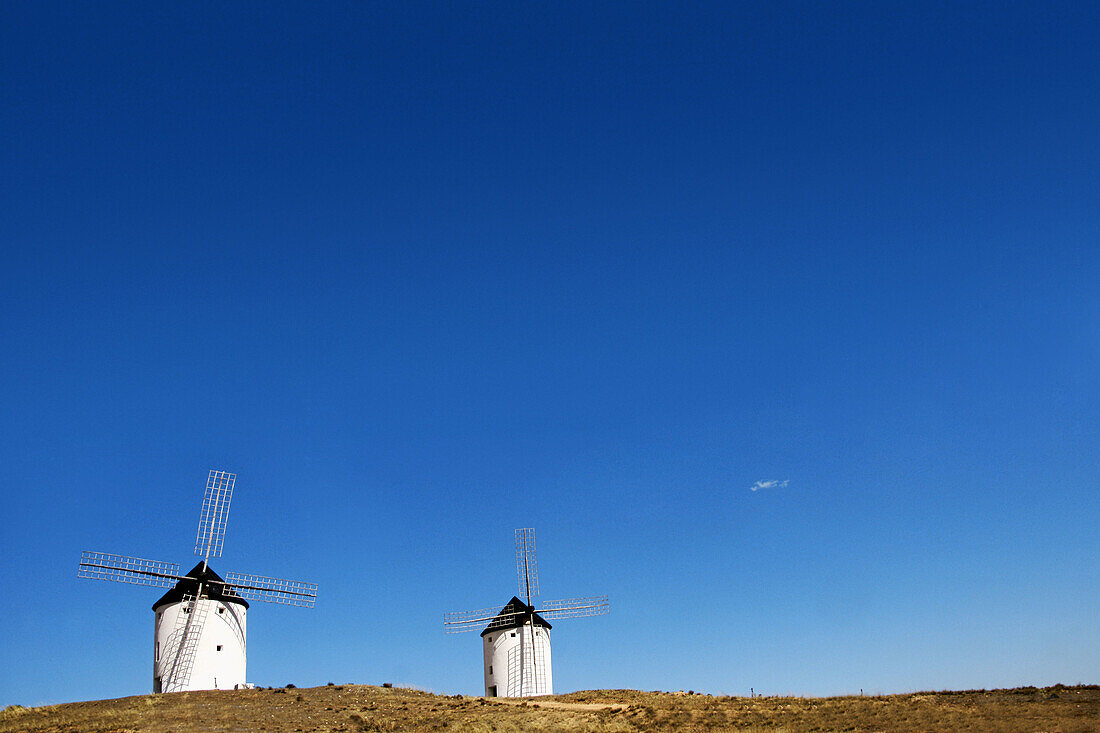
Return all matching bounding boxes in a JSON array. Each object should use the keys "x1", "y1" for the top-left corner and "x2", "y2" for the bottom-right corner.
[{"x1": 286, "y1": 683, "x2": 297, "y2": 689}]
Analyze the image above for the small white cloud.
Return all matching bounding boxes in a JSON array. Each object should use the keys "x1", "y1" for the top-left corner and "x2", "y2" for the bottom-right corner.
[{"x1": 750, "y1": 479, "x2": 789, "y2": 492}]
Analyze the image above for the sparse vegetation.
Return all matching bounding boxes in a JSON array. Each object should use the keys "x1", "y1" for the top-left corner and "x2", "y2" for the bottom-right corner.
[{"x1": 1, "y1": 683, "x2": 1097, "y2": 732}]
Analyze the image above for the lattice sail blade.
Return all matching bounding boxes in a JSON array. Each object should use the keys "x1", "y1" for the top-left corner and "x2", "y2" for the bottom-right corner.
[
  {"x1": 78, "y1": 551, "x2": 181, "y2": 588},
  {"x1": 502, "y1": 625, "x2": 549, "y2": 696},
  {"x1": 506, "y1": 644, "x2": 522, "y2": 696},
  {"x1": 537, "y1": 596, "x2": 610, "y2": 620},
  {"x1": 443, "y1": 605, "x2": 525, "y2": 634},
  {"x1": 515, "y1": 528, "x2": 539, "y2": 603},
  {"x1": 195, "y1": 470, "x2": 235, "y2": 559},
  {"x1": 162, "y1": 593, "x2": 212, "y2": 692},
  {"x1": 224, "y1": 571, "x2": 317, "y2": 608}
]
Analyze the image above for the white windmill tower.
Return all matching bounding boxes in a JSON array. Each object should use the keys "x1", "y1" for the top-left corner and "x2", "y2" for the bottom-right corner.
[
  {"x1": 78, "y1": 470, "x2": 318, "y2": 693},
  {"x1": 444, "y1": 528, "x2": 609, "y2": 697}
]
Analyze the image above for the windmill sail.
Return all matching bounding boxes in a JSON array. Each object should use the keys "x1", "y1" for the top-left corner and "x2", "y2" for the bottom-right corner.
[
  {"x1": 195, "y1": 470, "x2": 235, "y2": 559},
  {"x1": 161, "y1": 592, "x2": 211, "y2": 693},
  {"x1": 515, "y1": 528, "x2": 539, "y2": 604},
  {"x1": 223, "y1": 572, "x2": 318, "y2": 608},
  {"x1": 443, "y1": 605, "x2": 520, "y2": 634},
  {"x1": 538, "y1": 596, "x2": 610, "y2": 620},
  {"x1": 78, "y1": 551, "x2": 181, "y2": 587},
  {"x1": 504, "y1": 624, "x2": 549, "y2": 696}
]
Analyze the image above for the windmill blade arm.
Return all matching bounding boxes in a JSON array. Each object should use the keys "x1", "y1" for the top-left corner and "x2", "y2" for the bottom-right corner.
[
  {"x1": 194, "y1": 470, "x2": 235, "y2": 559},
  {"x1": 223, "y1": 571, "x2": 317, "y2": 608},
  {"x1": 515, "y1": 528, "x2": 540, "y2": 601},
  {"x1": 537, "y1": 596, "x2": 610, "y2": 620},
  {"x1": 443, "y1": 606, "x2": 524, "y2": 634},
  {"x1": 78, "y1": 551, "x2": 182, "y2": 588}
]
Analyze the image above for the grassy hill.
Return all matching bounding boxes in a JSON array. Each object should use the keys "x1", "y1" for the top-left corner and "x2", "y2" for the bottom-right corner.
[{"x1": 3, "y1": 683, "x2": 1097, "y2": 732}]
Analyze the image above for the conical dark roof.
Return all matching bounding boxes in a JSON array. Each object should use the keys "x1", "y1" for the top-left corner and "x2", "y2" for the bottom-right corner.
[
  {"x1": 480, "y1": 596, "x2": 552, "y2": 637},
  {"x1": 152, "y1": 561, "x2": 249, "y2": 611}
]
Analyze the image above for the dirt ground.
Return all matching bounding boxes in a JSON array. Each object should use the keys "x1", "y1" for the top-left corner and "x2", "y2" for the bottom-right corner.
[{"x1": 3, "y1": 683, "x2": 1098, "y2": 732}]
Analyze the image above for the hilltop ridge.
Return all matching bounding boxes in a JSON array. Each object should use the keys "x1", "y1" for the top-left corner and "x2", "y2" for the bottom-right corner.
[{"x1": 3, "y1": 682, "x2": 1098, "y2": 732}]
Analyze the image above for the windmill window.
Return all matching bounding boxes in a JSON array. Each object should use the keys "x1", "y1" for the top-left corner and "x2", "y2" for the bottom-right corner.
[
  {"x1": 510, "y1": 632, "x2": 516, "y2": 637},
  {"x1": 487, "y1": 636, "x2": 492, "y2": 642},
  {"x1": 489, "y1": 665, "x2": 493, "y2": 674},
  {"x1": 155, "y1": 642, "x2": 160, "y2": 661},
  {"x1": 216, "y1": 645, "x2": 223, "y2": 652},
  {"x1": 218, "y1": 606, "x2": 225, "y2": 615},
  {"x1": 183, "y1": 607, "x2": 190, "y2": 614}
]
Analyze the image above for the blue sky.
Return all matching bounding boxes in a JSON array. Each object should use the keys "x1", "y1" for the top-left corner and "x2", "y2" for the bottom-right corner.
[{"x1": 2, "y1": 1, "x2": 1098, "y2": 706}]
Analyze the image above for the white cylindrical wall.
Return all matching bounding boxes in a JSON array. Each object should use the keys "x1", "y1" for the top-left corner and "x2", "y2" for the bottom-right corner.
[
  {"x1": 482, "y1": 623, "x2": 552, "y2": 697},
  {"x1": 153, "y1": 599, "x2": 247, "y2": 692}
]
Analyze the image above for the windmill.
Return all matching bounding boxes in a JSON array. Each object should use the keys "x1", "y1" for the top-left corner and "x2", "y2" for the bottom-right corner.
[
  {"x1": 444, "y1": 528, "x2": 609, "y2": 697},
  {"x1": 78, "y1": 470, "x2": 317, "y2": 693}
]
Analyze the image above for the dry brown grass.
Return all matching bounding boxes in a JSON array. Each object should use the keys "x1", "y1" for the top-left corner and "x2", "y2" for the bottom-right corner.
[{"x1": 2, "y1": 683, "x2": 1097, "y2": 732}]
